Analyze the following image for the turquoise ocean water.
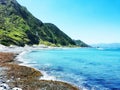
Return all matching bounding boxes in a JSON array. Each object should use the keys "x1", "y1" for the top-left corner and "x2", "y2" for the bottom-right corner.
[{"x1": 22, "y1": 48, "x2": 120, "y2": 90}]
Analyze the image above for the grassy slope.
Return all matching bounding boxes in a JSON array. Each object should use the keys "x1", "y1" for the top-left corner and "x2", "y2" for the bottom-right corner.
[{"x1": 0, "y1": 0, "x2": 88, "y2": 47}]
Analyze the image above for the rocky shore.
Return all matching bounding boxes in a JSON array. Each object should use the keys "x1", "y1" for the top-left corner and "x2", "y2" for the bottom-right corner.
[{"x1": 0, "y1": 52, "x2": 79, "y2": 90}]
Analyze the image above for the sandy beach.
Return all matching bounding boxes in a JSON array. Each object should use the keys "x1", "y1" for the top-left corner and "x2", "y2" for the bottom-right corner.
[{"x1": 0, "y1": 45, "x2": 79, "y2": 90}]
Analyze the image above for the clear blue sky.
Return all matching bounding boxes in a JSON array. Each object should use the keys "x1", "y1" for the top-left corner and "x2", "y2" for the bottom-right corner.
[{"x1": 17, "y1": 0, "x2": 120, "y2": 44}]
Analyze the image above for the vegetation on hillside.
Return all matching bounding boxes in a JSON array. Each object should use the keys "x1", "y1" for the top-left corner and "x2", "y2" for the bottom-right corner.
[
  {"x1": 74, "y1": 40, "x2": 89, "y2": 47},
  {"x1": 0, "y1": 0, "x2": 88, "y2": 47}
]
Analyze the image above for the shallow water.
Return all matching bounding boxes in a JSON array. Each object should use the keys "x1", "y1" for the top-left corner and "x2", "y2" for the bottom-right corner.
[{"x1": 22, "y1": 48, "x2": 120, "y2": 90}]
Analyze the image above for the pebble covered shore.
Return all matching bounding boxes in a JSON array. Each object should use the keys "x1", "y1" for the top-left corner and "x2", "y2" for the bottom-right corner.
[{"x1": 0, "y1": 45, "x2": 79, "y2": 90}]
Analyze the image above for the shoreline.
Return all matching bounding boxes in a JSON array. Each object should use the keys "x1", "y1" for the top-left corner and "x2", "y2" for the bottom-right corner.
[{"x1": 0, "y1": 45, "x2": 79, "y2": 90}]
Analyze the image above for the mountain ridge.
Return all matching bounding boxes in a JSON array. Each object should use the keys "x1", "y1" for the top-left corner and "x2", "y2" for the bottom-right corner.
[
  {"x1": 0, "y1": 0, "x2": 88, "y2": 47},
  {"x1": 92, "y1": 43, "x2": 120, "y2": 48}
]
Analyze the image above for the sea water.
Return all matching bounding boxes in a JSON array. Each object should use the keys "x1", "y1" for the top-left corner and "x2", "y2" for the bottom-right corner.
[{"x1": 21, "y1": 48, "x2": 120, "y2": 90}]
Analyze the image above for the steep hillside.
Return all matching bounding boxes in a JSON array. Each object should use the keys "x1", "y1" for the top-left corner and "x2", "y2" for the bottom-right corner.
[
  {"x1": 0, "y1": 0, "x2": 88, "y2": 47},
  {"x1": 74, "y1": 40, "x2": 89, "y2": 47},
  {"x1": 0, "y1": 0, "x2": 41, "y2": 46}
]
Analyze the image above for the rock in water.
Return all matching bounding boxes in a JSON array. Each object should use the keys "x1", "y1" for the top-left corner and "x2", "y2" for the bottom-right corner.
[
  {"x1": 0, "y1": 83, "x2": 10, "y2": 90},
  {"x1": 12, "y1": 87, "x2": 22, "y2": 90}
]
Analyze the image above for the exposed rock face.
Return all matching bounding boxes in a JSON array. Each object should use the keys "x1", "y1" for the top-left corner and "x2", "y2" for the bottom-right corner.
[
  {"x1": 0, "y1": 0, "x2": 7, "y2": 4},
  {"x1": 0, "y1": 52, "x2": 15, "y2": 63}
]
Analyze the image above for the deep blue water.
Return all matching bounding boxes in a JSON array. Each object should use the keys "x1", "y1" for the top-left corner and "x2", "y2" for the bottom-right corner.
[{"x1": 22, "y1": 48, "x2": 120, "y2": 90}]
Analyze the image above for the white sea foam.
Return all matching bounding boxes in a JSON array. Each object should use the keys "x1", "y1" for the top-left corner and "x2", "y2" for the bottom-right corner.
[
  {"x1": 40, "y1": 71, "x2": 56, "y2": 80},
  {"x1": 0, "y1": 83, "x2": 10, "y2": 90},
  {"x1": 12, "y1": 87, "x2": 22, "y2": 90},
  {"x1": 0, "y1": 45, "x2": 88, "y2": 90},
  {"x1": 96, "y1": 47, "x2": 104, "y2": 50},
  {"x1": 15, "y1": 47, "x2": 58, "y2": 81},
  {"x1": 0, "y1": 45, "x2": 82, "y2": 89},
  {"x1": 0, "y1": 44, "x2": 6, "y2": 50}
]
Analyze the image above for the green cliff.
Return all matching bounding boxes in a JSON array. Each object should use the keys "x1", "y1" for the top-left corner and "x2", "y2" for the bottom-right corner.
[
  {"x1": 0, "y1": 0, "x2": 88, "y2": 47},
  {"x1": 74, "y1": 40, "x2": 89, "y2": 47}
]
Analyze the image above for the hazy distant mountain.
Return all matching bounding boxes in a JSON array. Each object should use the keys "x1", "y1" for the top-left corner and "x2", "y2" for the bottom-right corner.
[{"x1": 92, "y1": 43, "x2": 120, "y2": 48}]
